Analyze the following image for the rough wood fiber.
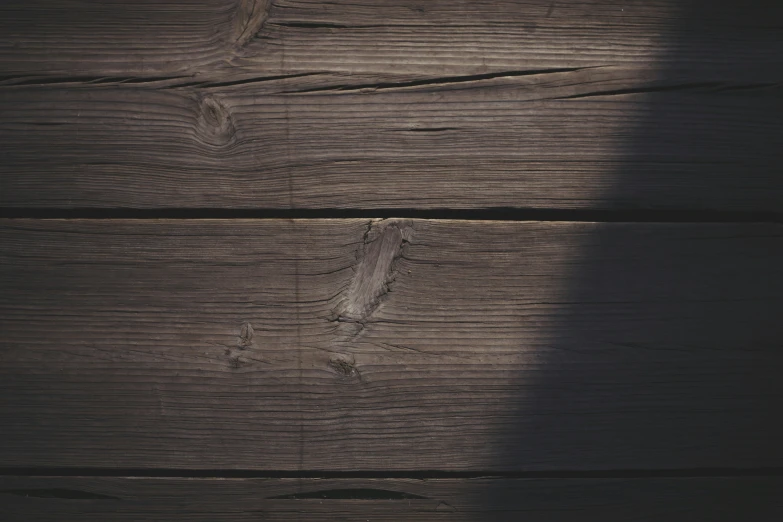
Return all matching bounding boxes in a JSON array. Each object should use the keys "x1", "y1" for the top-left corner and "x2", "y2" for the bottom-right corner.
[
  {"x1": 1, "y1": 219, "x2": 782, "y2": 470},
  {"x1": 2, "y1": 476, "x2": 782, "y2": 521},
  {"x1": 2, "y1": 75, "x2": 781, "y2": 210},
  {"x1": 1, "y1": 1, "x2": 782, "y2": 211},
  {"x1": 0, "y1": 0, "x2": 258, "y2": 77},
  {"x1": 239, "y1": 0, "x2": 783, "y2": 80},
  {"x1": 1, "y1": 1, "x2": 780, "y2": 80}
]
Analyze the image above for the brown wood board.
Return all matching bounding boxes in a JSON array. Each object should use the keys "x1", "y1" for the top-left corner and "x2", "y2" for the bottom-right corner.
[
  {"x1": 1, "y1": 219, "x2": 781, "y2": 471},
  {"x1": 2, "y1": 74, "x2": 781, "y2": 210},
  {"x1": 2, "y1": 1, "x2": 781, "y2": 211},
  {"x1": 2, "y1": 476, "x2": 782, "y2": 521},
  {"x1": 1, "y1": 1, "x2": 780, "y2": 80}
]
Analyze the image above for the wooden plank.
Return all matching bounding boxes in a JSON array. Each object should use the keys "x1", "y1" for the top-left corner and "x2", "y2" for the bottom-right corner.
[
  {"x1": 1, "y1": 1, "x2": 780, "y2": 81},
  {"x1": 2, "y1": 1, "x2": 781, "y2": 211},
  {"x1": 2, "y1": 476, "x2": 782, "y2": 521},
  {"x1": 2, "y1": 75, "x2": 781, "y2": 210},
  {"x1": 0, "y1": 0, "x2": 250, "y2": 77},
  {"x1": 1, "y1": 219, "x2": 782, "y2": 471},
  {"x1": 237, "y1": 0, "x2": 783, "y2": 80}
]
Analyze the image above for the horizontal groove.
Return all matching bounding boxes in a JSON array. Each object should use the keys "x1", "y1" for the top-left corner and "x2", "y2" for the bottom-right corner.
[
  {"x1": 281, "y1": 66, "x2": 593, "y2": 94},
  {"x1": 1, "y1": 208, "x2": 781, "y2": 223},
  {"x1": 2, "y1": 468, "x2": 783, "y2": 479}
]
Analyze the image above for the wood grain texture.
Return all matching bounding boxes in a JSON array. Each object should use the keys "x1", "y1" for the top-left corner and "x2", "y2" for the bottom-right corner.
[
  {"x1": 0, "y1": 0, "x2": 258, "y2": 77},
  {"x1": 2, "y1": 476, "x2": 782, "y2": 521},
  {"x1": 2, "y1": 0, "x2": 782, "y2": 211},
  {"x1": 2, "y1": 219, "x2": 782, "y2": 471},
  {"x1": 1, "y1": 1, "x2": 780, "y2": 80},
  {"x1": 237, "y1": 0, "x2": 783, "y2": 80},
  {"x1": 2, "y1": 73, "x2": 781, "y2": 210}
]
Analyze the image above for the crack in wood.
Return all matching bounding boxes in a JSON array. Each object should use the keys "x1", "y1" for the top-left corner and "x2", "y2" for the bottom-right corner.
[
  {"x1": 281, "y1": 67, "x2": 596, "y2": 94},
  {"x1": 267, "y1": 488, "x2": 428, "y2": 500},
  {"x1": 178, "y1": 72, "x2": 326, "y2": 90},
  {"x1": 549, "y1": 82, "x2": 725, "y2": 100},
  {"x1": 546, "y1": 81, "x2": 782, "y2": 100}
]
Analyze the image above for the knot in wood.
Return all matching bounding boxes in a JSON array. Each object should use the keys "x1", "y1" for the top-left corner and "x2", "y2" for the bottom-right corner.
[
  {"x1": 196, "y1": 94, "x2": 235, "y2": 147},
  {"x1": 333, "y1": 219, "x2": 414, "y2": 327},
  {"x1": 238, "y1": 322, "x2": 254, "y2": 349},
  {"x1": 232, "y1": 0, "x2": 271, "y2": 49},
  {"x1": 328, "y1": 355, "x2": 359, "y2": 378}
]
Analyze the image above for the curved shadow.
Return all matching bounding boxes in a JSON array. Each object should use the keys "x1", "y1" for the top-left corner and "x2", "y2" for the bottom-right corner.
[{"x1": 480, "y1": 1, "x2": 783, "y2": 519}]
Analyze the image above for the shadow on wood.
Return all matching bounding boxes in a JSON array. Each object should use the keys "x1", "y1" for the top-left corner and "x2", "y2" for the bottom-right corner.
[{"x1": 477, "y1": 1, "x2": 783, "y2": 519}]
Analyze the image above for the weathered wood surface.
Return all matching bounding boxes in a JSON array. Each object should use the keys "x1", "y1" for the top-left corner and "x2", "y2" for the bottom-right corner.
[
  {"x1": 1, "y1": 1, "x2": 779, "y2": 79},
  {"x1": 2, "y1": 219, "x2": 781, "y2": 470},
  {"x1": 0, "y1": 0, "x2": 239, "y2": 78},
  {"x1": 2, "y1": 476, "x2": 782, "y2": 521},
  {"x1": 3, "y1": 1, "x2": 781, "y2": 519},
  {"x1": 2, "y1": 0, "x2": 782, "y2": 210},
  {"x1": 2, "y1": 76, "x2": 781, "y2": 210}
]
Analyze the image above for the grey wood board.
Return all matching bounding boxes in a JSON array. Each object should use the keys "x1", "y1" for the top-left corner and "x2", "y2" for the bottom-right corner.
[
  {"x1": 2, "y1": 476, "x2": 782, "y2": 521},
  {"x1": 1, "y1": 219, "x2": 782, "y2": 470},
  {"x1": 0, "y1": 1, "x2": 780, "y2": 81},
  {"x1": 1, "y1": 73, "x2": 781, "y2": 210}
]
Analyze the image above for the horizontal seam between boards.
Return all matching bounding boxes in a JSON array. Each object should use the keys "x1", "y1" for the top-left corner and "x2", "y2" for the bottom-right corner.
[
  {"x1": 2, "y1": 468, "x2": 783, "y2": 479},
  {"x1": 1, "y1": 208, "x2": 782, "y2": 223}
]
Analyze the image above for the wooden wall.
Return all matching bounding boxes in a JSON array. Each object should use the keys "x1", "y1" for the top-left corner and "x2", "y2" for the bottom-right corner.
[{"x1": 1, "y1": 1, "x2": 782, "y2": 520}]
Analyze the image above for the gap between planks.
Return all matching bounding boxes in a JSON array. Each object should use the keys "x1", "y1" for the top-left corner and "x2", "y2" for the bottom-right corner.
[
  {"x1": 1, "y1": 208, "x2": 782, "y2": 223},
  {"x1": 3, "y1": 468, "x2": 783, "y2": 479}
]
